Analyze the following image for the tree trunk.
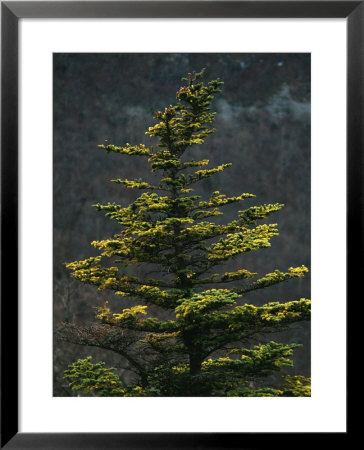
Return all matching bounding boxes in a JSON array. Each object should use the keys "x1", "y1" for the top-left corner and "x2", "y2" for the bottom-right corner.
[{"x1": 189, "y1": 354, "x2": 202, "y2": 375}]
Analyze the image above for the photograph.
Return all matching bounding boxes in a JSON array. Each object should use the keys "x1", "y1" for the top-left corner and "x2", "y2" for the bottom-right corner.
[
  {"x1": 1, "y1": 0, "x2": 355, "y2": 446},
  {"x1": 53, "y1": 53, "x2": 311, "y2": 398}
]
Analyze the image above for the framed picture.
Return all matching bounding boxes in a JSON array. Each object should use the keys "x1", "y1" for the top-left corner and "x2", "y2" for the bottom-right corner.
[{"x1": 1, "y1": 1, "x2": 355, "y2": 448}]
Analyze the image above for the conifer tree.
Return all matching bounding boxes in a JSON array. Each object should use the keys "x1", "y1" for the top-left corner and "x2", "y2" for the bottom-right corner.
[{"x1": 61, "y1": 69, "x2": 311, "y2": 397}]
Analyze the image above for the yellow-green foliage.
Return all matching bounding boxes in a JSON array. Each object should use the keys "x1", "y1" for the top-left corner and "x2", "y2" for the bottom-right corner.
[
  {"x1": 63, "y1": 357, "x2": 125, "y2": 396},
  {"x1": 98, "y1": 143, "x2": 151, "y2": 156},
  {"x1": 64, "y1": 69, "x2": 310, "y2": 397},
  {"x1": 221, "y1": 269, "x2": 258, "y2": 281},
  {"x1": 282, "y1": 375, "x2": 311, "y2": 396},
  {"x1": 228, "y1": 375, "x2": 311, "y2": 397},
  {"x1": 205, "y1": 341, "x2": 299, "y2": 373},
  {"x1": 111, "y1": 178, "x2": 158, "y2": 190},
  {"x1": 238, "y1": 203, "x2": 285, "y2": 224},
  {"x1": 66, "y1": 257, "x2": 119, "y2": 289},
  {"x1": 175, "y1": 289, "x2": 239, "y2": 318},
  {"x1": 239, "y1": 265, "x2": 309, "y2": 293},
  {"x1": 226, "y1": 299, "x2": 311, "y2": 330},
  {"x1": 198, "y1": 191, "x2": 256, "y2": 208},
  {"x1": 64, "y1": 357, "x2": 147, "y2": 397},
  {"x1": 97, "y1": 303, "x2": 147, "y2": 322},
  {"x1": 208, "y1": 224, "x2": 279, "y2": 260}
]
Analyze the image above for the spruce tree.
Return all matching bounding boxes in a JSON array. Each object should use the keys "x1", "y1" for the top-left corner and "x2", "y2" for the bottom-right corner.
[{"x1": 61, "y1": 69, "x2": 311, "y2": 397}]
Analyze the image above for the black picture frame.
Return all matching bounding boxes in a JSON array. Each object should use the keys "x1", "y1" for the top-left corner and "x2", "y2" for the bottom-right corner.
[{"x1": 1, "y1": 1, "x2": 356, "y2": 448}]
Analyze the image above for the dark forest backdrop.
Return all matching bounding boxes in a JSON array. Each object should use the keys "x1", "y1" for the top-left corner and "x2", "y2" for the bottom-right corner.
[{"x1": 53, "y1": 53, "x2": 310, "y2": 396}]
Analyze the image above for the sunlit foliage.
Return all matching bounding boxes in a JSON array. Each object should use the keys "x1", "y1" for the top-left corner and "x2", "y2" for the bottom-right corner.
[{"x1": 63, "y1": 69, "x2": 310, "y2": 396}]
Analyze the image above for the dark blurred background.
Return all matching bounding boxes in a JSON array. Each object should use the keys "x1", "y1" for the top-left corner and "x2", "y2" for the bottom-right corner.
[{"x1": 53, "y1": 53, "x2": 311, "y2": 396}]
